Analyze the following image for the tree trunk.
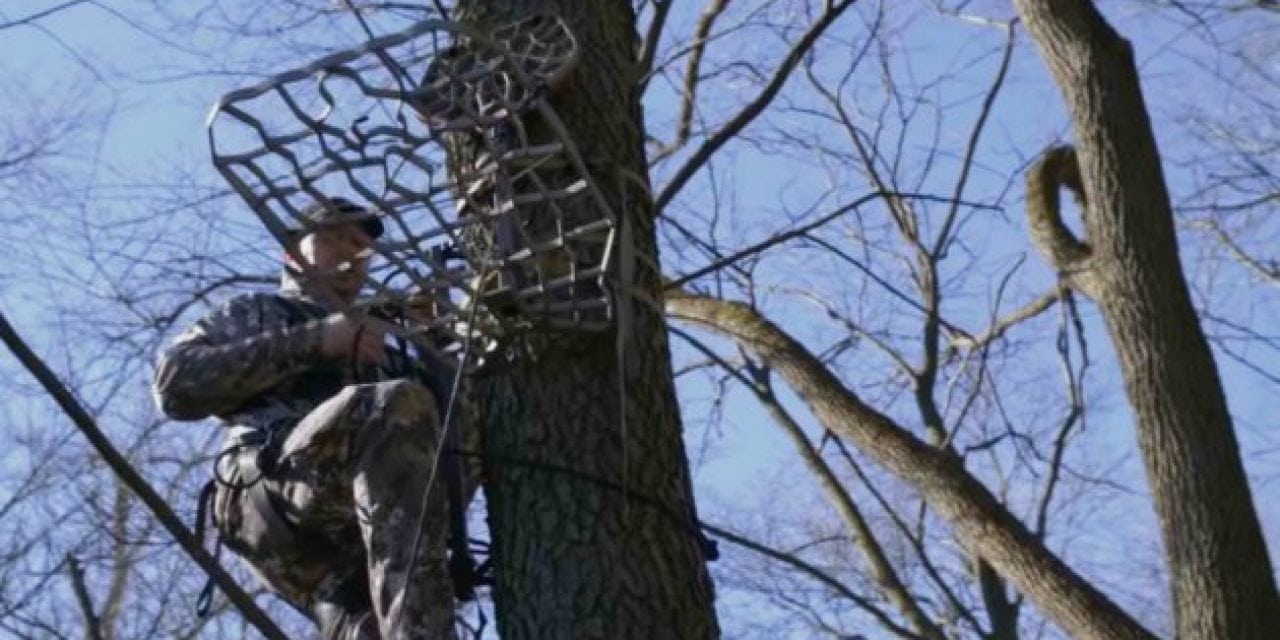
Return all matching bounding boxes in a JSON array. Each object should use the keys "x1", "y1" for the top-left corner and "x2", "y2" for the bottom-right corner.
[
  {"x1": 667, "y1": 291, "x2": 1155, "y2": 640},
  {"x1": 448, "y1": 2, "x2": 719, "y2": 638},
  {"x1": 1013, "y1": 2, "x2": 1280, "y2": 637}
]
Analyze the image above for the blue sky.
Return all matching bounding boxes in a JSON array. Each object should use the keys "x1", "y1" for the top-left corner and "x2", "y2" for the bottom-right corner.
[{"x1": 2, "y1": 1, "x2": 1277, "y2": 637}]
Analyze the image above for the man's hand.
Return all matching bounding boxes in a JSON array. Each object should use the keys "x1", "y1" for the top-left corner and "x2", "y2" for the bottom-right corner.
[
  {"x1": 320, "y1": 314, "x2": 387, "y2": 366},
  {"x1": 403, "y1": 291, "x2": 439, "y2": 326}
]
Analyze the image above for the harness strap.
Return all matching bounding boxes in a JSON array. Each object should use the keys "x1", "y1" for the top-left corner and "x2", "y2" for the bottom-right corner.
[
  {"x1": 444, "y1": 418, "x2": 478, "y2": 601},
  {"x1": 193, "y1": 479, "x2": 221, "y2": 617},
  {"x1": 195, "y1": 427, "x2": 291, "y2": 617}
]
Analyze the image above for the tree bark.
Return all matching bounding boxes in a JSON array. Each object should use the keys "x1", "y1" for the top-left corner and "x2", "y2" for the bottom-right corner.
[
  {"x1": 448, "y1": 2, "x2": 719, "y2": 638},
  {"x1": 667, "y1": 291, "x2": 1155, "y2": 640},
  {"x1": 1013, "y1": 2, "x2": 1280, "y2": 638}
]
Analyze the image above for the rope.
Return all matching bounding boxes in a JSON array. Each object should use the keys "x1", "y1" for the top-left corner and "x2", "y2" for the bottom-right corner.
[{"x1": 394, "y1": 260, "x2": 491, "y2": 633}]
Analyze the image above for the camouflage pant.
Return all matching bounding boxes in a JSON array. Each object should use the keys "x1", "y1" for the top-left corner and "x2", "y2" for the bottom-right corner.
[{"x1": 215, "y1": 380, "x2": 456, "y2": 640}]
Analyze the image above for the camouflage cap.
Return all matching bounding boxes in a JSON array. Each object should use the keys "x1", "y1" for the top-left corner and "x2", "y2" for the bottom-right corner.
[{"x1": 289, "y1": 197, "x2": 385, "y2": 240}]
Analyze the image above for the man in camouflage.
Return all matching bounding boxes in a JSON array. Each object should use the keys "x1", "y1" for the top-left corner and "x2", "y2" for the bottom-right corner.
[{"x1": 153, "y1": 198, "x2": 458, "y2": 639}]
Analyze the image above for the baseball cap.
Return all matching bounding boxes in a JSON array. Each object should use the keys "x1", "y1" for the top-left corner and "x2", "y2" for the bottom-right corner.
[{"x1": 288, "y1": 197, "x2": 385, "y2": 240}]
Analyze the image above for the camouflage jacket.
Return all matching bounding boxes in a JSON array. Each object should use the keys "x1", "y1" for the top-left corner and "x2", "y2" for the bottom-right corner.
[{"x1": 152, "y1": 277, "x2": 454, "y2": 438}]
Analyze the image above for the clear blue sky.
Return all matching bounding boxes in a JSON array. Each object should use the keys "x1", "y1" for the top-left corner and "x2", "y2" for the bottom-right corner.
[{"x1": 2, "y1": 1, "x2": 1276, "y2": 637}]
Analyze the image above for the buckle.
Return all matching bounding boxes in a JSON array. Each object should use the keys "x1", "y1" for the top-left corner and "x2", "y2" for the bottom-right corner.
[{"x1": 231, "y1": 429, "x2": 270, "y2": 447}]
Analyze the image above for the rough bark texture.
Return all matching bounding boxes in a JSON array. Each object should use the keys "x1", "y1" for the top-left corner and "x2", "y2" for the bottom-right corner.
[
  {"x1": 667, "y1": 291, "x2": 1155, "y2": 640},
  {"x1": 449, "y1": 2, "x2": 719, "y2": 638},
  {"x1": 1014, "y1": 2, "x2": 1280, "y2": 638}
]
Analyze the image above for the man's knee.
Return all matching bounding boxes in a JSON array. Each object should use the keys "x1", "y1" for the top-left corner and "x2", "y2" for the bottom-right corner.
[
  {"x1": 345, "y1": 380, "x2": 441, "y2": 442},
  {"x1": 378, "y1": 378, "x2": 430, "y2": 405},
  {"x1": 342, "y1": 379, "x2": 428, "y2": 413},
  {"x1": 378, "y1": 380, "x2": 437, "y2": 421}
]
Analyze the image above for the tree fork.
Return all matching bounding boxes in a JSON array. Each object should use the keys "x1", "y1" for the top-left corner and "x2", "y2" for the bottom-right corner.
[
  {"x1": 667, "y1": 291, "x2": 1156, "y2": 640},
  {"x1": 1015, "y1": 1, "x2": 1280, "y2": 637}
]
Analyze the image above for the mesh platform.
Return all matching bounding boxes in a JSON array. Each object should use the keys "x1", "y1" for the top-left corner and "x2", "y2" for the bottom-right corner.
[{"x1": 207, "y1": 15, "x2": 620, "y2": 361}]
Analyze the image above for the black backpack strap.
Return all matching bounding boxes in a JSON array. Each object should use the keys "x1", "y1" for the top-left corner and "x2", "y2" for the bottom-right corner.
[{"x1": 193, "y1": 479, "x2": 222, "y2": 617}]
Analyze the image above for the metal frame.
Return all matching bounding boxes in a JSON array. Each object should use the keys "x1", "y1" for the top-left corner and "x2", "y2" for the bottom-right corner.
[{"x1": 207, "y1": 15, "x2": 620, "y2": 362}]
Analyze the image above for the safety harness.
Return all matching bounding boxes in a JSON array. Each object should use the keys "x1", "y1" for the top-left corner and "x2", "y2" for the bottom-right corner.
[{"x1": 191, "y1": 286, "x2": 491, "y2": 617}]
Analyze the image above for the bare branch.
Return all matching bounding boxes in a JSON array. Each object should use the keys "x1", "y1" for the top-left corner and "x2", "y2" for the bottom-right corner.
[
  {"x1": 0, "y1": 312, "x2": 289, "y2": 640},
  {"x1": 1025, "y1": 146, "x2": 1098, "y2": 296},
  {"x1": 828, "y1": 437, "x2": 988, "y2": 636},
  {"x1": 950, "y1": 289, "x2": 1061, "y2": 351},
  {"x1": 666, "y1": 190, "x2": 996, "y2": 297},
  {"x1": 700, "y1": 522, "x2": 923, "y2": 640},
  {"x1": 666, "y1": 289, "x2": 1155, "y2": 640},
  {"x1": 932, "y1": 19, "x2": 1017, "y2": 258},
  {"x1": 1190, "y1": 218, "x2": 1280, "y2": 284},
  {"x1": 1032, "y1": 292, "x2": 1088, "y2": 539},
  {"x1": 750, "y1": 371, "x2": 945, "y2": 640},
  {"x1": 0, "y1": 1, "x2": 91, "y2": 31},
  {"x1": 637, "y1": 0, "x2": 674, "y2": 90},
  {"x1": 64, "y1": 555, "x2": 104, "y2": 640},
  {"x1": 654, "y1": 0, "x2": 856, "y2": 213},
  {"x1": 674, "y1": 328, "x2": 943, "y2": 639},
  {"x1": 649, "y1": 0, "x2": 730, "y2": 164}
]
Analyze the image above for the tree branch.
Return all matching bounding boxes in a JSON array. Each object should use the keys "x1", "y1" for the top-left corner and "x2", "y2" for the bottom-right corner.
[
  {"x1": 0, "y1": 312, "x2": 289, "y2": 640},
  {"x1": 826, "y1": 436, "x2": 988, "y2": 636},
  {"x1": 933, "y1": 18, "x2": 1017, "y2": 258},
  {"x1": 674, "y1": 328, "x2": 943, "y2": 639},
  {"x1": 653, "y1": 0, "x2": 855, "y2": 213},
  {"x1": 0, "y1": 0, "x2": 90, "y2": 31},
  {"x1": 64, "y1": 555, "x2": 104, "y2": 640},
  {"x1": 649, "y1": 0, "x2": 730, "y2": 164},
  {"x1": 700, "y1": 522, "x2": 923, "y2": 640},
  {"x1": 750, "y1": 370, "x2": 944, "y2": 640},
  {"x1": 637, "y1": 0, "x2": 674, "y2": 92},
  {"x1": 1192, "y1": 217, "x2": 1280, "y2": 284},
  {"x1": 1025, "y1": 146, "x2": 1097, "y2": 296},
  {"x1": 666, "y1": 290, "x2": 1155, "y2": 640},
  {"x1": 950, "y1": 288, "x2": 1061, "y2": 351},
  {"x1": 97, "y1": 482, "x2": 133, "y2": 634}
]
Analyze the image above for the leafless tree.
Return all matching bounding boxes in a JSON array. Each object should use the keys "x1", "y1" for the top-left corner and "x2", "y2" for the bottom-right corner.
[{"x1": 0, "y1": 1, "x2": 1275, "y2": 638}]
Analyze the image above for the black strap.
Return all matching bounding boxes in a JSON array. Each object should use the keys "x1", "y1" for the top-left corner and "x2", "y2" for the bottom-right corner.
[
  {"x1": 195, "y1": 428, "x2": 285, "y2": 617},
  {"x1": 444, "y1": 428, "x2": 478, "y2": 600},
  {"x1": 193, "y1": 479, "x2": 222, "y2": 618},
  {"x1": 213, "y1": 426, "x2": 287, "y2": 489}
]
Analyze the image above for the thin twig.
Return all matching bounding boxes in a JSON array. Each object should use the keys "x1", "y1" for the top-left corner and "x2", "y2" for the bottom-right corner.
[
  {"x1": 701, "y1": 522, "x2": 924, "y2": 640},
  {"x1": 638, "y1": 0, "x2": 674, "y2": 91},
  {"x1": 0, "y1": 0, "x2": 89, "y2": 31},
  {"x1": 65, "y1": 555, "x2": 105, "y2": 640},
  {"x1": 0, "y1": 312, "x2": 289, "y2": 640},
  {"x1": 649, "y1": 0, "x2": 731, "y2": 164},
  {"x1": 654, "y1": 0, "x2": 856, "y2": 213}
]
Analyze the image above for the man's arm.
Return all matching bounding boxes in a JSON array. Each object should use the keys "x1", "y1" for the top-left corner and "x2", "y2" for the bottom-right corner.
[{"x1": 152, "y1": 295, "x2": 327, "y2": 421}]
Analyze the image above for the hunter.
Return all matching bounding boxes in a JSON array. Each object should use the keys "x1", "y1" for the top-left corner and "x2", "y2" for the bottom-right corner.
[{"x1": 153, "y1": 197, "x2": 458, "y2": 639}]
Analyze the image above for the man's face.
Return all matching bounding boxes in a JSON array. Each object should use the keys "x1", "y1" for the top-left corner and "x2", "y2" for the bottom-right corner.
[{"x1": 291, "y1": 222, "x2": 375, "y2": 304}]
